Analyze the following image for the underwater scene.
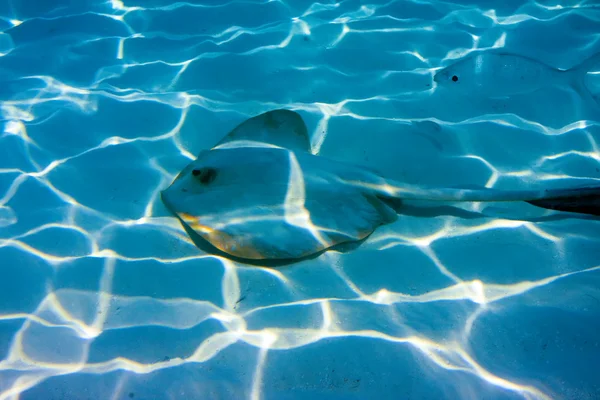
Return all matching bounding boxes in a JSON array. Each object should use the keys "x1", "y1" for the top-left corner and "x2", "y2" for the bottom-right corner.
[{"x1": 1, "y1": 0, "x2": 600, "y2": 399}]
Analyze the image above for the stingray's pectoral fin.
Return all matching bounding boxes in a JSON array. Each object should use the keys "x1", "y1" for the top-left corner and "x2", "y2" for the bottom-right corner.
[
  {"x1": 213, "y1": 109, "x2": 311, "y2": 152},
  {"x1": 526, "y1": 186, "x2": 600, "y2": 216}
]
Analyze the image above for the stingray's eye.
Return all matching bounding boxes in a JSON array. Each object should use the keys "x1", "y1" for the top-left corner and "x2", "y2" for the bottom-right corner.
[
  {"x1": 192, "y1": 168, "x2": 217, "y2": 184},
  {"x1": 451, "y1": 75, "x2": 459, "y2": 82}
]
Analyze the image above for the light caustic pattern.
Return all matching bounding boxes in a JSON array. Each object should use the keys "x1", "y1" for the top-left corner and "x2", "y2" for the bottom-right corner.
[{"x1": 1, "y1": 0, "x2": 600, "y2": 399}]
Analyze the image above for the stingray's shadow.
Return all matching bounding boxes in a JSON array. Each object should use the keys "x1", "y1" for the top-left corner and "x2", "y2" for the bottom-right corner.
[{"x1": 177, "y1": 202, "x2": 599, "y2": 267}]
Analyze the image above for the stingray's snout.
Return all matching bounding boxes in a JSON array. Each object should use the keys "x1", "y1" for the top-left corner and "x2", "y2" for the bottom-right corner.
[
  {"x1": 160, "y1": 188, "x2": 169, "y2": 204},
  {"x1": 160, "y1": 186, "x2": 176, "y2": 213},
  {"x1": 433, "y1": 69, "x2": 446, "y2": 83}
]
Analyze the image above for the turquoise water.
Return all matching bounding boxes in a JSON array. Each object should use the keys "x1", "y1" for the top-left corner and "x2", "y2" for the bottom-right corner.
[{"x1": 1, "y1": 1, "x2": 600, "y2": 399}]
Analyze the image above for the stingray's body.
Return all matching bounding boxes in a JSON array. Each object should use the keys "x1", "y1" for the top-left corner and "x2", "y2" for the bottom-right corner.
[
  {"x1": 163, "y1": 145, "x2": 400, "y2": 260},
  {"x1": 161, "y1": 109, "x2": 600, "y2": 261}
]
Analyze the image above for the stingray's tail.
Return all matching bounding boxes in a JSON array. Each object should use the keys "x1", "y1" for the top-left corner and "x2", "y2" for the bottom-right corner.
[
  {"x1": 379, "y1": 182, "x2": 600, "y2": 216},
  {"x1": 524, "y1": 187, "x2": 600, "y2": 216}
]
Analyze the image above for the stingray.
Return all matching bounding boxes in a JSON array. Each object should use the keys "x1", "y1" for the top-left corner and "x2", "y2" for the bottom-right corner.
[{"x1": 161, "y1": 109, "x2": 600, "y2": 263}]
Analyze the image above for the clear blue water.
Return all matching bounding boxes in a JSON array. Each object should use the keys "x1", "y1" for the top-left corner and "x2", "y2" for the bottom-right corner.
[{"x1": 1, "y1": 1, "x2": 600, "y2": 399}]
